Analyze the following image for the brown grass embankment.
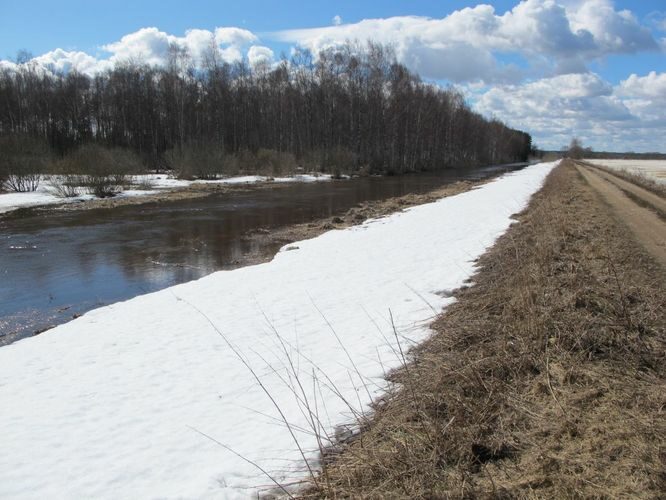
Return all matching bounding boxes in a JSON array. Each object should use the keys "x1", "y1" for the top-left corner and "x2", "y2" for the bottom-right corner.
[{"x1": 307, "y1": 160, "x2": 665, "y2": 498}]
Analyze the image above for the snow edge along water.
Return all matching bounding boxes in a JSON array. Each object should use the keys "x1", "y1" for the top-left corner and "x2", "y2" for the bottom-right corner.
[{"x1": 0, "y1": 173, "x2": 334, "y2": 214}]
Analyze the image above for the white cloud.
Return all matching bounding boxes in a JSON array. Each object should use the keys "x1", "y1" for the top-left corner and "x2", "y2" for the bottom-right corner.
[
  {"x1": 213, "y1": 27, "x2": 258, "y2": 46},
  {"x1": 615, "y1": 71, "x2": 666, "y2": 129},
  {"x1": 0, "y1": 60, "x2": 18, "y2": 72},
  {"x1": 565, "y1": 0, "x2": 657, "y2": 53},
  {"x1": 247, "y1": 45, "x2": 274, "y2": 67},
  {"x1": 0, "y1": 26, "x2": 263, "y2": 76},
  {"x1": 332, "y1": 15, "x2": 342, "y2": 26},
  {"x1": 403, "y1": 40, "x2": 523, "y2": 83},
  {"x1": 618, "y1": 71, "x2": 666, "y2": 99},
  {"x1": 32, "y1": 49, "x2": 110, "y2": 76},
  {"x1": 102, "y1": 26, "x2": 257, "y2": 68},
  {"x1": 274, "y1": 0, "x2": 659, "y2": 83},
  {"x1": 472, "y1": 71, "x2": 666, "y2": 152},
  {"x1": 102, "y1": 27, "x2": 173, "y2": 67}
]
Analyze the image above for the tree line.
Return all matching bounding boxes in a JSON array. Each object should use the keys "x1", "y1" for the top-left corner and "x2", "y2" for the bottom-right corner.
[{"x1": 0, "y1": 42, "x2": 532, "y2": 178}]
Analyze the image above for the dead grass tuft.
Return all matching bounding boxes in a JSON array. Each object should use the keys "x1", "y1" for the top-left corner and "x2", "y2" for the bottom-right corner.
[{"x1": 306, "y1": 161, "x2": 666, "y2": 498}]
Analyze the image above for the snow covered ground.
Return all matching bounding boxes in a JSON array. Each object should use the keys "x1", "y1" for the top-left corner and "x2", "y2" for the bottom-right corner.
[
  {"x1": 0, "y1": 162, "x2": 558, "y2": 499},
  {"x1": 584, "y1": 158, "x2": 666, "y2": 184},
  {"x1": 0, "y1": 173, "x2": 332, "y2": 214},
  {"x1": 0, "y1": 186, "x2": 97, "y2": 214}
]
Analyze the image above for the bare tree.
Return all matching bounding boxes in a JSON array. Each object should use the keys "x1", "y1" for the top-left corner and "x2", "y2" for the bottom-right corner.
[
  {"x1": 0, "y1": 42, "x2": 532, "y2": 177},
  {"x1": 567, "y1": 137, "x2": 585, "y2": 159}
]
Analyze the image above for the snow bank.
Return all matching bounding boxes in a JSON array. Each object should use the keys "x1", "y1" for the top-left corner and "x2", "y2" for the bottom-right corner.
[
  {"x1": 584, "y1": 158, "x2": 666, "y2": 184},
  {"x1": 0, "y1": 174, "x2": 332, "y2": 214},
  {"x1": 0, "y1": 185, "x2": 94, "y2": 213},
  {"x1": 0, "y1": 162, "x2": 558, "y2": 499},
  {"x1": 145, "y1": 173, "x2": 332, "y2": 189}
]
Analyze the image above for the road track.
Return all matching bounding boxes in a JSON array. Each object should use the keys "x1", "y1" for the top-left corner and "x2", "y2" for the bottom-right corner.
[{"x1": 575, "y1": 161, "x2": 666, "y2": 265}]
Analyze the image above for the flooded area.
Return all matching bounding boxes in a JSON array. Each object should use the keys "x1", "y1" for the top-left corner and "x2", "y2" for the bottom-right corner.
[{"x1": 1, "y1": 163, "x2": 526, "y2": 345}]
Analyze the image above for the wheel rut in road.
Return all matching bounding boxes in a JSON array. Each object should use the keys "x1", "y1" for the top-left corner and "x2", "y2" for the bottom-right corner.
[{"x1": 576, "y1": 162, "x2": 666, "y2": 266}]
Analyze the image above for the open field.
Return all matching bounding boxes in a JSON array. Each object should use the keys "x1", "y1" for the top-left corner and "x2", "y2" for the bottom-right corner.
[
  {"x1": 584, "y1": 158, "x2": 666, "y2": 185},
  {"x1": 312, "y1": 160, "x2": 665, "y2": 498}
]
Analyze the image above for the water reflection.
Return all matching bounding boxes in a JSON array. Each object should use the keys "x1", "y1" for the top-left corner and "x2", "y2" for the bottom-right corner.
[{"x1": 0, "y1": 164, "x2": 525, "y2": 344}]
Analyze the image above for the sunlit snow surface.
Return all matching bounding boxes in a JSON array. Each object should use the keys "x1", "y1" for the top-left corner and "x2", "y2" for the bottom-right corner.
[
  {"x1": 0, "y1": 162, "x2": 558, "y2": 499},
  {"x1": 0, "y1": 174, "x2": 332, "y2": 214},
  {"x1": 583, "y1": 158, "x2": 666, "y2": 184}
]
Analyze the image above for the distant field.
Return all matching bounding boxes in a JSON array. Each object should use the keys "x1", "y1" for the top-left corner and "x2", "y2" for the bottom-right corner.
[{"x1": 584, "y1": 158, "x2": 666, "y2": 184}]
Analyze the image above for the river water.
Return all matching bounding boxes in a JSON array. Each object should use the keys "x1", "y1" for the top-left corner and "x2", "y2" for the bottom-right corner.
[{"x1": 0, "y1": 163, "x2": 526, "y2": 345}]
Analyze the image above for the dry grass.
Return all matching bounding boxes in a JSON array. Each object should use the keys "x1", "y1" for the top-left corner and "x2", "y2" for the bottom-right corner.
[{"x1": 306, "y1": 161, "x2": 666, "y2": 498}]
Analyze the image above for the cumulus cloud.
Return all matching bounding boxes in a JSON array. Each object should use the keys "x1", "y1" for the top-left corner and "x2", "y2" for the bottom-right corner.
[
  {"x1": 274, "y1": 0, "x2": 659, "y2": 83},
  {"x1": 0, "y1": 60, "x2": 18, "y2": 71},
  {"x1": 472, "y1": 71, "x2": 666, "y2": 152},
  {"x1": 403, "y1": 40, "x2": 523, "y2": 83},
  {"x1": 213, "y1": 27, "x2": 258, "y2": 46},
  {"x1": 102, "y1": 26, "x2": 258, "y2": 67},
  {"x1": 565, "y1": 0, "x2": 657, "y2": 53},
  {"x1": 0, "y1": 26, "x2": 262, "y2": 76},
  {"x1": 102, "y1": 27, "x2": 173, "y2": 66},
  {"x1": 475, "y1": 73, "x2": 626, "y2": 122},
  {"x1": 18, "y1": 49, "x2": 110, "y2": 76},
  {"x1": 332, "y1": 15, "x2": 342, "y2": 26},
  {"x1": 247, "y1": 45, "x2": 275, "y2": 67},
  {"x1": 618, "y1": 71, "x2": 666, "y2": 99},
  {"x1": 614, "y1": 71, "x2": 666, "y2": 130}
]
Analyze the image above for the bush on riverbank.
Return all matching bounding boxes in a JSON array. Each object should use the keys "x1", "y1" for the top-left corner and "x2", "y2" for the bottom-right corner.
[
  {"x1": 166, "y1": 142, "x2": 232, "y2": 180},
  {"x1": 51, "y1": 144, "x2": 143, "y2": 197},
  {"x1": 302, "y1": 147, "x2": 358, "y2": 178},
  {"x1": 0, "y1": 135, "x2": 50, "y2": 192},
  {"x1": 254, "y1": 149, "x2": 297, "y2": 177},
  {"x1": 167, "y1": 146, "x2": 301, "y2": 179}
]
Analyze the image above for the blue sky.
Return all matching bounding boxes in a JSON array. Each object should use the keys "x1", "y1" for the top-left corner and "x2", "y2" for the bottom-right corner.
[
  {"x1": 1, "y1": 0, "x2": 665, "y2": 152},
  {"x1": 1, "y1": 1, "x2": 522, "y2": 55}
]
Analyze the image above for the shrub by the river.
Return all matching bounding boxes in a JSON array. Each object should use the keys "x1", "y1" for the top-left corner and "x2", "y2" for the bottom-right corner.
[
  {"x1": 0, "y1": 134, "x2": 51, "y2": 192},
  {"x1": 303, "y1": 147, "x2": 357, "y2": 178},
  {"x1": 255, "y1": 149, "x2": 297, "y2": 177},
  {"x1": 48, "y1": 176, "x2": 83, "y2": 198},
  {"x1": 52, "y1": 144, "x2": 143, "y2": 198},
  {"x1": 166, "y1": 142, "x2": 229, "y2": 180}
]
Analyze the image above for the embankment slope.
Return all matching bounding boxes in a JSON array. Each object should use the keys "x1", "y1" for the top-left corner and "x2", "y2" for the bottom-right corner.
[{"x1": 315, "y1": 160, "x2": 665, "y2": 498}]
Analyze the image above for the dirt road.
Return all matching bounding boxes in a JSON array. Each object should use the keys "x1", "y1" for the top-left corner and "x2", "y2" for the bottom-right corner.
[{"x1": 576, "y1": 161, "x2": 666, "y2": 265}]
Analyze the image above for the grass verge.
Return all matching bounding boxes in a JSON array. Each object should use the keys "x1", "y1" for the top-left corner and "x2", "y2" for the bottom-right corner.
[{"x1": 307, "y1": 161, "x2": 665, "y2": 498}]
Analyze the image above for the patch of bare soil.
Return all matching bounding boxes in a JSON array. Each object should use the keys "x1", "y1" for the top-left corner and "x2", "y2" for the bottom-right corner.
[{"x1": 307, "y1": 160, "x2": 665, "y2": 498}]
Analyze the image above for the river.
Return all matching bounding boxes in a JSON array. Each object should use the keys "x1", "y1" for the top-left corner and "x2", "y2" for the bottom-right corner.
[{"x1": 0, "y1": 163, "x2": 526, "y2": 345}]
